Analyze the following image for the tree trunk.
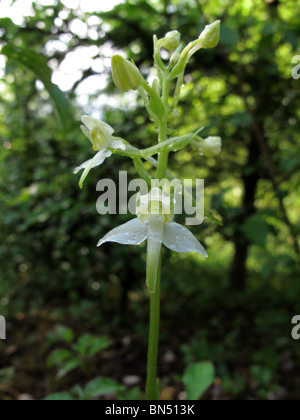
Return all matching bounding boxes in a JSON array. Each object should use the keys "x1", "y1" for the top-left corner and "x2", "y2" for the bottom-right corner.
[
  {"x1": 229, "y1": 131, "x2": 260, "y2": 290},
  {"x1": 229, "y1": 242, "x2": 248, "y2": 290}
]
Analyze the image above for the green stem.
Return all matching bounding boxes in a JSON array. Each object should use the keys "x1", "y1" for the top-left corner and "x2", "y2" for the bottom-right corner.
[
  {"x1": 157, "y1": 116, "x2": 169, "y2": 179},
  {"x1": 145, "y1": 69, "x2": 170, "y2": 401},
  {"x1": 169, "y1": 72, "x2": 184, "y2": 114}
]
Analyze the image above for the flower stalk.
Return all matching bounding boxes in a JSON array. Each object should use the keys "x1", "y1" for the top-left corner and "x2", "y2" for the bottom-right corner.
[{"x1": 74, "y1": 21, "x2": 221, "y2": 401}]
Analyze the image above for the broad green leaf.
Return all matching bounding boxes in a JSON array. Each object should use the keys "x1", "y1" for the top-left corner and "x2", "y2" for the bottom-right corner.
[
  {"x1": 44, "y1": 392, "x2": 75, "y2": 401},
  {"x1": 1, "y1": 44, "x2": 70, "y2": 129},
  {"x1": 84, "y1": 377, "x2": 125, "y2": 399},
  {"x1": 86, "y1": 336, "x2": 111, "y2": 357},
  {"x1": 183, "y1": 362, "x2": 215, "y2": 400}
]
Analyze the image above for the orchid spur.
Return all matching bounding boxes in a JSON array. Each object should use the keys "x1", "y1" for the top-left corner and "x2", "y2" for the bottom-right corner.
[{"x1": 97, "y1": 188, "x2": 207, "y2": 293}]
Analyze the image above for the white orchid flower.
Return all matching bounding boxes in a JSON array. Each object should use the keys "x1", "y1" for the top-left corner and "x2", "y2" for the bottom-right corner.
[
  {"x1": 192, "y1": 136, "x2": 222, "y2": 157},
  {"x1": 97, "y1": 188, "x2": 207, "y2": 293},
  {"x1": 74, "y1": 116, "x2": 126, "y2": 188}
]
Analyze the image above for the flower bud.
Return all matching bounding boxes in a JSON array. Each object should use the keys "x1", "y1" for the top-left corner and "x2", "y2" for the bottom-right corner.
[
  {"x1": 111, "y1": 54, "x2": 142, "y2": 92},
  {"x1": 197, "y1": 136, "x2": 222, "y2": 157},
  {"x1": 161, "y1": 30, "x2": 181, "y2": 50},
  {"x1": 198, "y1": 20, "x2": 220, "y2": 49}
]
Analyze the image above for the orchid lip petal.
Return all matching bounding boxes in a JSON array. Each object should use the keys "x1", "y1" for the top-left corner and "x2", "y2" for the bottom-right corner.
[
  {"x1": 97, "y1": 218, "x2": 147, "y2": 247},
  {"x1": 163, "y1": 222, "x2": 208, "y2": 257},
  {"x1": 74, "y1": 150, "x2": 112, "y2": 188},
  {"x1": 74, "y1": 150, "x2": 110, "y2": 174}
]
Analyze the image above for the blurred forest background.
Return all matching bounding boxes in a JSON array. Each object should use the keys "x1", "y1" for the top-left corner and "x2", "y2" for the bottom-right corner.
[{"x1": 0, "y1": 0, "x2": 300, "y2": 400}]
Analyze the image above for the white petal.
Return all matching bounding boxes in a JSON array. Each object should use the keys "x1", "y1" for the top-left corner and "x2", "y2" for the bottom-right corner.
[
  {"x1": 112, "y1": 139, "x2": 126, "y2": 151},
  {"x1": 97, "y1": 218, "x2": 147, "y2": 247},
  {"x1": 81, "y1": 115, "x2": 114, "y2": 135},
  {"x1": 74, "y1": 150, "x2": 112, "y2": 188},
  {"x1": 81, "y1": 125, "x2": 93, "y2": 143},
  {"x1": 163, "y1": 222, "x2": 208, "y2": 257}
]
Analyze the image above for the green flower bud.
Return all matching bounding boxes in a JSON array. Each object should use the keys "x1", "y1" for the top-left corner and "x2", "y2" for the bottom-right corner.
[
  {"x1": 161, "y1": 30, "x2": 181, "y2": 50},
  {"x1": 111, "y1": 54, "x2": 142, "y2": 92},
  {"x1": 198, "y1": 20, "x2": 220, "y2": 49}
]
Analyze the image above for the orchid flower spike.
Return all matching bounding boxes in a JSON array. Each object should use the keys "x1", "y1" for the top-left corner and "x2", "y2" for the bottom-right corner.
[
  {"x1": 98, "y1": 188, "x2": 207, "y2": 293},
  {"x1": 74, "y1": 116, "x2": 126, "y2": 188}
]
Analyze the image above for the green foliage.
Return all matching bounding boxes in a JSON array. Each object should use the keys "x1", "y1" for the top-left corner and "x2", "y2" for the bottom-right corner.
[
  {"x1": 242, "y1": 214, "x2": 271, "y2": 247},
  {"x1": 183, "y1": 362, "x2": 215, "y2": 400},
  {"x1": 44, "y1": 377, "x2": 124, "y2": 401},
  {"x1": 2, "y1": 44, "x2": 70, "y2": 129},
  {"x1": 47, "y1": 327, "x2": 111, "y2": 378}
]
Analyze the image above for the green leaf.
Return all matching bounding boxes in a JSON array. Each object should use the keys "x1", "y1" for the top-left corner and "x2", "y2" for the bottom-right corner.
[
  {"x1": 84, "y1": 377, "x2": 125, "y2": 399},
  {"x1": 73, "y1": 333, "x2": 94, "y2": 355},
  {"x1": 57, "y1": 358, "x2": 82, "y2": 378},
  {"x1": 73, "y1": 334, "x2": 111, "y2": 357},
  {"x1": 47, "y1": 349, "x2": 73, "y2": 367},
  {"x1": 250, "y1": 365, "x2": 273, "y2": 387},
  {"x1": 56, "y1": 325, "x2": 75, "y2": 343},
  {"x1": 1, "y1": 44, "x2": 70, "y2": 129},
  {"x1": 44, "y1": 392, "x2": 75, "y2": 401},
  {"x1": 183, "y1": 362, "x2": 215, "y2": 400},
  {"x1": 87, "y1": 336, "x2": 111, "y2": 357}
]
